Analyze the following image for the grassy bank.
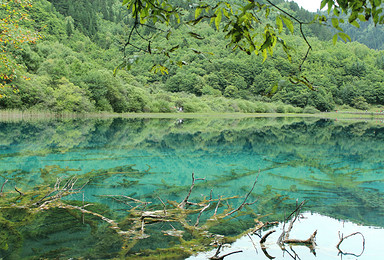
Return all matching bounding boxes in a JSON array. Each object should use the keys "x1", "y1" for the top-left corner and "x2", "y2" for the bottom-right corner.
[{"x1": 2, "y1": 109, "x2": 384, "y2": 122}]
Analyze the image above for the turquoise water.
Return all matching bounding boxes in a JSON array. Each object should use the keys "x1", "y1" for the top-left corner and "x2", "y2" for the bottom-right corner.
[{"x1": 0, "y1": 117, "x2": 384, "y2": 259}]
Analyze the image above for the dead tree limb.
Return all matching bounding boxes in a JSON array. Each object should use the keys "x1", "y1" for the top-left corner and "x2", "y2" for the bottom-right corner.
[
  {"x1": 213, "y1": 196, "x2": 222, "y2": 217},
  {"x1": 337, "y1": 231, "x2": 365, "y2": 257},
  {"x1": 285, "y1": 200, "x2": 305, "y2": 239},
  {"x1": 178, "y1": 172, "x2": 205, "y2": 209},
  {"x1": 281, "y1": 246, "x2": 299, "y2": 260},
  {"x1": 54, "y1": 203, "x2": 120, "y2": 230},
  {"x1": 252, "y1": 221, "x2": 279, "y2": 235},
  {"x1": 195, "y1": 203, "x2": 210, "y2": 227},
  {"x1": 99, "y1": 195, "x2": 151, "y2": 210},
  {"x1": 247, "y1": 233, "x2": 258, "y2": 253},
  {"x1": 35, "y1": 177, "x2": 88, "y2": 206},
  {"x1": 157, "y1": 196, "x2": 167, "y2": 214},
  {"x1": 260, "y1": 230, "x2": 276, "y2": 244},
  {"x1": 278, "y1": 200, "x2": 306, "y2": 244},
  {"x1": 225, "y1": 174, "x2": 259, "y2": 217},
  {"x1": 283, "y1": 230, "x2": 317, "y2": 246},
  {"x1": 14, "y1": 186, "x2": 24, "y2": 196},
  {"x1": 0, "y1": 179, "x2": 8, "y2": 196},
  {"x1": 261, "y1": 246, "x2": 276, "y2": 260},
  {"x1": 100, "y1": 195, "x2": 148, "y2": 204},
  {"x1": 209, "y1": 244, "x2": 243, "y2": 260}
]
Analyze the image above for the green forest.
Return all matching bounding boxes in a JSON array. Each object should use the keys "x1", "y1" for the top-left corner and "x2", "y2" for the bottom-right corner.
[{"x1": 2, "y1": 0, "x2": 384, "y2": 113}]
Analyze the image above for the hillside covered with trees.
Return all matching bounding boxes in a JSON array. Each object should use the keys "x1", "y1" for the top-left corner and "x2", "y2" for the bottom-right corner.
[{"x1": 2, "y1": 0, "x2": 384, "y2": 113}]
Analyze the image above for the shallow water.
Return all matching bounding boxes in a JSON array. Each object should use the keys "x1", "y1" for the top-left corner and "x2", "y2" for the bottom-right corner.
[
  {"x1": 189, "y1": 212, "x2": 383, "y2": 259},
  {"x1": 0, "y1": 117, "x2": 384, "y2": 259}
]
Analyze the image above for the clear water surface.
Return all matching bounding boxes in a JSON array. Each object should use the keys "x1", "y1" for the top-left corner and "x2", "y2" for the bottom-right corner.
[{"x1": 0, "y1": 117, "x2": 383, "y2": 259}]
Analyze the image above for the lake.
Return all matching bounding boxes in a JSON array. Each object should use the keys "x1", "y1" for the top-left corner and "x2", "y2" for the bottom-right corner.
[{"x1": 0, "y1": 116, "x2": 383, "y2": 259}]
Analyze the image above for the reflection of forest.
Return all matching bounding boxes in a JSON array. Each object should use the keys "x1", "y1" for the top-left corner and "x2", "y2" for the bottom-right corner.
[{"x1": 1, "y1": 117, "x2": 384, "y2": 229}]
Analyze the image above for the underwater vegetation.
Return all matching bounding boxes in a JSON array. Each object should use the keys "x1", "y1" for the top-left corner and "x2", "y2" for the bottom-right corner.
[{"x1": 0, "y1": 158, "x2": 383, "y2": 259}]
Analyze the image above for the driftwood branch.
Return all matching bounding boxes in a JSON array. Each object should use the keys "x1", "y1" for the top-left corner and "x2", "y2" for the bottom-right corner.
[
  {"x1": 261, "y1": 245, "x2": 276, "y2": 260},
  {"x1": 178, "y1": 172, "x2": 205, "y2": 209},
  {"x1": 209, "y1": 244, "x2": 243, "y2": 260},
  {"x1": 35, "y1": 177, "x2": 89, "y2": 206},
  {"x1": 14, "y1": 186, "x2": 24, "y2": 196},
  {"x1": 100, "y1": 195, "x2": 148, "y2": 204},
  {"x1": 278, "y1": 200, "x2": 306, "y2": 244},
  {"x1": 213, "y1": 196, "x2": 221, "y2": 217},
  {"x1": 0, "y1": 179, "x2": 8, "y2": 196},
  {"x1": 260, "y1": 230, "x2": 276, "y2": 244},
  {"x1": 283, "y1": 230, "x2": 317, "y2": 246},
  {"x1": 195, "y1": 203, "x2": 210, "y2": 227},
  {"x1": 58, "y1": 203, "x2": 120, "y2": 229},
  {"x1": 252, "y1": 221, "x2": 279, "y2": 235},
  {"x1": 337, "y1": 231, "x2": 365, "y2": 257},
  {"x1": 247, "y1": 233, "x2": 258, "y2": 253},
  {"x1": 157, "y1": 196, "x2": 167, "y2": 214},
  {"x1": 225, "y1": 174, "x2": 259, "y2": 217}
]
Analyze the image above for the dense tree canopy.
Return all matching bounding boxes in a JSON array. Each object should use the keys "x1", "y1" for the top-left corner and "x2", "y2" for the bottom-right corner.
[{"x1": 0, "y1": 0, "x2": 41, "y2": 94}]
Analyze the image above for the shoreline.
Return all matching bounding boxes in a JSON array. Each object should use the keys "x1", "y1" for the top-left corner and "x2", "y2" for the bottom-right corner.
[{"x1": 1, "y1": 110, "x2": 384, "y2": 121}]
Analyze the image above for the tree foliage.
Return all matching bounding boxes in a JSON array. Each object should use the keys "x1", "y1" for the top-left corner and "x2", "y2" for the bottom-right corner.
[
  {"x1": 118, "y1": 0, "x2": 384, "y2": 84},
  {"x1": 119, "y1": 0, "x2": 303, "y2": 72},
  {"x1": 0, "y1": 0, "x2": 41, "y2": 95},
  {"x1": 1, "y1": 0, "x2": 384, "y2": 113}
]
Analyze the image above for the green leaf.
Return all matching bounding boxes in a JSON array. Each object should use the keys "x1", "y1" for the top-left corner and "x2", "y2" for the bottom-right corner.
[
  {"x1": 349, "y1": 13, "x2": 358, "y2": 23},
  {"x1": 265, "y1": 8, "x2": 270, "y2": 18},
  {"x1": 215, "y1": 9, "x2": 222, "y2": 31},
  {"x1": 327, "y1": 1, "x2": 333, "y2": 14},
  {"x1": 223, "y1": 8, "x2": 230, "y2": 19},
  {"x1": 277, "y1": 38, "x2": 292, "y2": 62},
  {"x1": 262, "y1": 49, "x2": 268, "y2": 62},
  {"x1": 320, "y1": 0, "x2": 327, "y2": 10},
  {"x1": 260, "y1": 33, "x2": 272, "y2": 51},
  {"x1": 332, "y1": 18, "x2": 339, "y2": 28},
  {"x1": 281, "y1": 16, "x2": 294, "y2": 34},
  {"x1": 195, "y1": 7, "x2": 203, "y2": 19},
  {"x1": 351, "y1": 20, "x2": 360, "y2": 28},
  {"x1": 332, "y1": 34, "x2": 338, "y2": 45},
  {"x1": 358, "y1": 15, "x2": 366, "y2": 22},
  {"x1": 338, "y1": 32, "x2": 351, "y2": 42},
  {"x1": 333, "y1": 7, "x2": 340, "y2": 16},
  {"x1": 276, "y1": 16, "x2": 283, "y2": 34},
  {"x1": 243, "y1": 2, "x2": 255, "y2": 12},
  {"x1": 175, "y1": 13, "x2": 180, "y2": 24}
]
